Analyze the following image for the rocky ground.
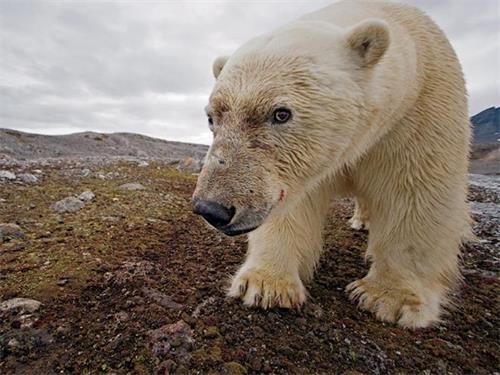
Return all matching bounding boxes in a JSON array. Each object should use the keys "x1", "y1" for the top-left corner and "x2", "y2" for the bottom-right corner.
[
  {"x1": 0, "y1": 129, "x2": 208, "y2": 164},
  {"x1": 0, "y1": 158, "x2": 498, "y2": 375}
]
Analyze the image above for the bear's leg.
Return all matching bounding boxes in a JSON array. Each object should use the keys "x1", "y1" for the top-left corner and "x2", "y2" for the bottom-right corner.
[
  {"x1": 348, "y1": 198, "x2": 370, "y2": 230},
  {"x1": 347, "y1": 203, "x2": 465, "y2": 328},
  {"x1": 228, "y1": 181, "x2": 332, "y2": 309}
]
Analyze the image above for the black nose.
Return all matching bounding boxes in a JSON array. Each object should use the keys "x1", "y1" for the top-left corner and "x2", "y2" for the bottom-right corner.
[{"x1": 193, "y1": 199, "x2": 236, "y2": 228}]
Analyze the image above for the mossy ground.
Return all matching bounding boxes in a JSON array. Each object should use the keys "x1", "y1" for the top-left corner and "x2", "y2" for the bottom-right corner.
[{"x1": 0, "y1": 162, "x2": 498, "y2": 374}]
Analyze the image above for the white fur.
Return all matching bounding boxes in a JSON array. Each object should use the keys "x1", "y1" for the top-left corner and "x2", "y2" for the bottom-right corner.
[{"x1": 199, "y1": 0, "x2": 471, "y2": 329}]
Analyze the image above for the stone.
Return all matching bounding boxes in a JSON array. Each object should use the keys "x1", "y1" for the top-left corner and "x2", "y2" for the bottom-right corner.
[
  {"x1": 52, "y1": 197, "x2": 85, "y2": 213},
  {"x1": 0, "y1": 223, "x2": 25, "y2": 241},
  {"x1": 142, "y1": 287, "x2": 183, "y2": 310},
  {"x1": 17, "y1": 173, "x2": 38, "y2": 184},
  {"x1": 0, "y1": 170, "x2": 16, "y2": 180},
  {"x1": 56, "y1": 323, "x2": 71, "y2": 335},
  {"x1": 150, "y1": 320, "x2": 194, "y2": 357},
  {"x1": 114, "y1": 311, "x2": 129, "y2": 322},
  {"x1": 0, "y1": 298, "x2": 42, "y2": 314},
  {"x1": 18, "y1": 314, "x2": 38, "y2": 329},
  {"x1": 78, "y1": 190, "x2": 95, "y2": 202},
  {"x1": 119, "y1": 182, "x2": 145, "y2": 191},
  {"x1": 203, "y1": 326, "x2": 219, "y2": 339},
  {"x1": 57, "y1": 278, "x2": 69, "y2": 286},
  {"x1": 81, "y1": 168, "x2": 91, "y2": 177},
  {"x1": 305, "y1": 303, "x2": 324, "y2": 319},
  {"x1": 7, "y1": 338, "x2": 21, "y2": 350},
  {"x1": 222, "y1": 362, "x2": 248, "y2": 375}
]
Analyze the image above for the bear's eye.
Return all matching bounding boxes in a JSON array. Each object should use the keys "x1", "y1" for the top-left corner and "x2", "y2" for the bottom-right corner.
[{"x1": 272, "y1": 108, "x2": 292, "y2": 124}]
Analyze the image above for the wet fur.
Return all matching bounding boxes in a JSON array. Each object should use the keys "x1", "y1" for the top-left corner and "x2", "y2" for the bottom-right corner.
[{"x1": 195, "y1": 0, "x2": 471, "y2": 329}]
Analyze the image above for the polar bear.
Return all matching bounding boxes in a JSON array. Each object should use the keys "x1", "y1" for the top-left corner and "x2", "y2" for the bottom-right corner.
[{"x1": 193, "y1": 0, "x2": 471, "y2": 329}]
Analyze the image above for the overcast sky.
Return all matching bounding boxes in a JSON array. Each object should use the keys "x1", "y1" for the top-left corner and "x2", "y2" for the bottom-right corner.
[{"x1": 1, "y1": 0, "x2": 499, "y2": 145}]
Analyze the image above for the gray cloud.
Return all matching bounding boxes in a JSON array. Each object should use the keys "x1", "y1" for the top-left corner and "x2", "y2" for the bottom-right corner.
[{"x1": 0, "y1": 0, "x2": 498, "y2": 145}]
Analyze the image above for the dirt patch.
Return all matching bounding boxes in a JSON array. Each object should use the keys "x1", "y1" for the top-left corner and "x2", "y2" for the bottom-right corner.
[{"x1": 0, "y1": 162, "x2": 498, "y2": 374}]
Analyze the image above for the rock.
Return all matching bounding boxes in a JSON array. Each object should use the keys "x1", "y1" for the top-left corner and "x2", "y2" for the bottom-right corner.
[
  {"x1": 0, "y1": 298, "x2": 42, "y2": 314},
  {"x1": 119, "y1": 182, "x2": 145, "y2": 191},
  {"x1": 114, "y1": 311, "x2": 129, "y2": 322},
  {"x1": 177, "y1": 157, "x2": 202, "y2": 173},
  {"x1": 203, "y1": 326, "x2": 219, "y2": 339},
  {"x1": 18, "y1": 314, "x2": 39, "y2": 329},
  {"x1": 150, "y1": 320, "x2": 194, "y2": 357},
  {"x1": 78, "y1": 190, "x2": 95, "y2": 202},
  {"x1": 102, "y1": 216, "x2": 120, "y2": 222},
  {"x1": 249, "y1": 356, "x2": 262, "y2": 371},
  {"x1": 137, "y1": 160, "x2": 149, "y2": 167},
  {"x1": 98, "y1": 171, "x2": 119, "y2": 180},
  {"x1": 305, "y1": 303, "x2": 324, "y2": 319},
  {"x1": 142, "y1": 287, "x2": 183, "y2": 310},
  {"x1": 7, "y1": 338, "x2": 21, "y2": 350},
  {"x1": 0, "y1": 223, "x2": 25, "y2": 242},
  {"x1": 57, "y1": 278, "x2": 69, "y2": 286},
  {"x1": 222, "y1": 362, "x2": 248, "y2": 375},
  {"x1": 17, "y1": 173, "x2": 38, "y2": 184},
  {"x1": 0, "y1": 170, "x2": 16, "y2": 180},
  {"x1": 81, "y1": 168, "x2": 91, "y2": 177},
  {"x1": 56, "y1": 323, "x2": 71, "y2": 335},
  {"x1": 277, "y1": 345, "x2": 294, "y2": 356},
  {"x1": 52, "y1": 197, "x2": 85, "y2": 213}
]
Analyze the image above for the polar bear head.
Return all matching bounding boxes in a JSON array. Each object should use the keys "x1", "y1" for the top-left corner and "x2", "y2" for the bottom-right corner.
[{"x1": 193, "y1": 19, "x2": 390, "y2": 236}]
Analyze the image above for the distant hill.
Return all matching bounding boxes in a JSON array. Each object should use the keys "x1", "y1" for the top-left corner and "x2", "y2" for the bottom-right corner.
[
  {"x1": 471, "y1": 107, "x2": 500, "y2": 144},
  {"x1": 0, "y1": 129, "x2": 208, "y2": 162},
  {"x1": 1, "y1": 106, "x2": 498, "y2": 167}
]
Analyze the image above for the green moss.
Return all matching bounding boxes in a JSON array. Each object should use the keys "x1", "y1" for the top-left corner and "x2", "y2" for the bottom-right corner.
[{"x1": 0, "y1": 162, "x2": 194, "y2": 300}]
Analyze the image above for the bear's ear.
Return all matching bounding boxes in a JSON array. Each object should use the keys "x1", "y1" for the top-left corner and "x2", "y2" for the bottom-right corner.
[
  {"x1": 212, "y1": 56, "x2": 229, "y2": 79},
  {"x1": 345, "y1": 19, "x2": 390, "y2": 68}
]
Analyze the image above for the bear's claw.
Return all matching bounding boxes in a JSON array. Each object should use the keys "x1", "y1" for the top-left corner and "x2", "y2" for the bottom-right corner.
[
  {"x1": 228, "y1": 268, "x2": 306, "y2": 310},
  {"x1": 347, "y1": 278, "x2": 440, "y2": 329}
]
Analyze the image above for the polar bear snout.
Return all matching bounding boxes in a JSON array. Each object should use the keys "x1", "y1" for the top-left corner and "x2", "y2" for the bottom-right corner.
[
  {"x1": 192, "y1": 198, "x2": 235, "y2": 229},
  {"x1": 192, "y1": 195, "x2": 269, "y2": 237}
]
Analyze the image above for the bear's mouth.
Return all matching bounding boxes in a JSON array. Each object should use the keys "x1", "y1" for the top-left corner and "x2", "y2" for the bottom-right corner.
[
  {"x1": 218, "y1": 206, "x2": 272, "y2": 237},
  {"x1": 221, "y1": 224, "x2": 259, "y2": 237}
]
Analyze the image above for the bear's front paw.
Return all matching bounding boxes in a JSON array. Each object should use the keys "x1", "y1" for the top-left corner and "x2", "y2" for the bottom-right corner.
[
  {"x1": 228, "y1": 268, "x2": 306, "y2": 309},
  {"x1": 347, "y1": 278, "x2": 440, "y2": 329}
]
